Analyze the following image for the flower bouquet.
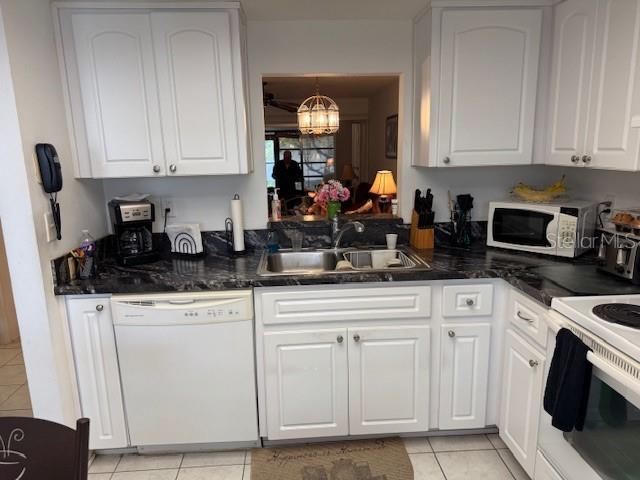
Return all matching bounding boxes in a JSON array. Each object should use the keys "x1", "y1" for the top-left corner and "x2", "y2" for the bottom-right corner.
[{"x1": 315, "y1": 180, "x2": 351, "y2": 219}]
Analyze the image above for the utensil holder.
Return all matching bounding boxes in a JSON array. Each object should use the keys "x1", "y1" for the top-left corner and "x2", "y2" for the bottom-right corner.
[{"x1": 410, "y1": 211, "x2": 434, "y2": 249}]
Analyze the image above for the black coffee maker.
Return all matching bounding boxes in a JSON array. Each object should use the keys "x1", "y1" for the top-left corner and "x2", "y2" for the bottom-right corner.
[{"x1": 109, "y1": 199, "x2": 159, "y2": 265}]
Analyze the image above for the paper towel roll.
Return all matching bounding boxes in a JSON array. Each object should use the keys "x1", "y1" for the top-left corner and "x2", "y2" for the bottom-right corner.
[{"x1": 231, "y1": 194, "x2": 245, "y2": 252}]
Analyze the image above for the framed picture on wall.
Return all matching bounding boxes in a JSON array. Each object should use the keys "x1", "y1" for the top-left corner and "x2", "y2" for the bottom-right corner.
[{"x1": 385, "y1": 114, "x2": 398, "y2": 159}]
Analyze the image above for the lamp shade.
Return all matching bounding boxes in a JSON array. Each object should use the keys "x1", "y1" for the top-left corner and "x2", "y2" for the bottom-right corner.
[
  {"x1": 341, "y1": 164, "x2": 356, "y2": 181},
  {"x1": 369, "y1": 170, "x2": 397, "y2": 196}
]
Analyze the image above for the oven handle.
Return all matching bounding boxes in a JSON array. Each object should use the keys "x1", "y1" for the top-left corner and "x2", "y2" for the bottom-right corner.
[{"x1": 547, "y1": 314, "x2": 640, "y2": 399}]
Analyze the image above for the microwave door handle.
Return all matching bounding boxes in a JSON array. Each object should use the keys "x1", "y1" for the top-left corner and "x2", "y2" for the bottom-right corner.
[{"x1": 546, "y1": 216, "x2": 559, "y2": 250}]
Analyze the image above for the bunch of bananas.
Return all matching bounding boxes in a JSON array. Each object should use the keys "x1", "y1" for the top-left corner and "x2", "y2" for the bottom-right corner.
[{"x1": 512, "y1": 175, "x2": 567, "y2": 203}]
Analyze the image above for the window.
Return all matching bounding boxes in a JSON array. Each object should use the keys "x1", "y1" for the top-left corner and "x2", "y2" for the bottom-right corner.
[{"x1": 265, "y1": 131, "x2": 335, "y2": 192}]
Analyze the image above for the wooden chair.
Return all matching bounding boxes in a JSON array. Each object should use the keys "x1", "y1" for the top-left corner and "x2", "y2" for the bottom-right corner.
[{"x1": 0, "y1": 417, "x2": 89, "y2": 480}]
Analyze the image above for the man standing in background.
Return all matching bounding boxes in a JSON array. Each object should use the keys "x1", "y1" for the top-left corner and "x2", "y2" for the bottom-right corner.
[{"x1": 272, "y1": 150, "x2": 303, "y2": 206}]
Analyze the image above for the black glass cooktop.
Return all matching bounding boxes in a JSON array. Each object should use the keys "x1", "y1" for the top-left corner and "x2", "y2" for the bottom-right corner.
[
  {"x1": 531, "y1": 265, "x2": 640, "y2": 296},
  {"x1": 592, "y1": 303, "x2": 640, "y2": 329}
]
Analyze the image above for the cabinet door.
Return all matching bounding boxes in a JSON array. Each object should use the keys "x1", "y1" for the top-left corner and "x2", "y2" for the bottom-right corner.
[
  {"x1": 348, "y1": 326, "x2": 430, "y2": 435},
  {"x1": 152, "y1": 12, "x2": 243, "y2": 175},
  {"x1": 436, "y1": 9, "x2": 542, "y2": 166},
  {"x1": 546, "y1": 0, "x2": 598, "y2": 167},
  {"x1": 71, "y1": 13, "x2": 165, "y2": 178},
  {"x1": 499, "y1": 329, "x2": 546, "y2": 477},
  {"x1": 67, "y1": 298, "x2": 128, "y2": 450},
  {"x1": 585, "y1": 0, "x2": 640, "y2": 171},
  {"x1": 263, "y1": 329, "x2": 348, "y2": 440},
  {"x1": 439, "y1": 323, "x2": 491, "y2": 430}
]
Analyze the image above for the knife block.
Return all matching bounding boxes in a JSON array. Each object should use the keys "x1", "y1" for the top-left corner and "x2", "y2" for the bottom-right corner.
[{"x1": 410, "y1": 211, "x2": 434, "y2": 249}]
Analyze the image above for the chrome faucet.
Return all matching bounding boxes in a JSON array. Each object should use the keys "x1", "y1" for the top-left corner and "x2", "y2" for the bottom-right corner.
[{"x1": 332, "y1": 218, "x2": 365, "y2": 249}]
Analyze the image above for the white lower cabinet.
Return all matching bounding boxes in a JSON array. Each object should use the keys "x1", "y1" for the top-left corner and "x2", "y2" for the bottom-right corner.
[
  {"x1": 348, "y1": 326, "x2": 430, "y2": 435},
  {"x1": 439, "y1": 323, "x2": 491, "y2": 429},
  {"x1": 499, "y1": 329, "x2": 546, "y2": 477},
  {"x1": 66, "y1": 298, "x2": 129, "y2": 450},
  {"x1": 263, "y1": 329, "x2": 349, "y2": 440},
  {"x1": 263, "y1": 325, "x2": 430, "y2": 440}
]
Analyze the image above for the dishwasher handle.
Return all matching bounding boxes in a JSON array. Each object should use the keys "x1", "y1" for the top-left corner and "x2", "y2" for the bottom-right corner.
[{"x1": 112, "y1": 297, "x2": 243, "y2": 311}]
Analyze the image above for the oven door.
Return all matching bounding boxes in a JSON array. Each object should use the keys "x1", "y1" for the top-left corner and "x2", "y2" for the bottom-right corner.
[
  {"x1": 538, "y1": 330, "x2": 640, "y2": 480},
  {"x1": 488, "y1": 204, "x2": 559, "y2": 254}
]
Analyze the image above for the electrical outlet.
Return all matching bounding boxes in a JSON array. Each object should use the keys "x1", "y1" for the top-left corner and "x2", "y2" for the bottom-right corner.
[
  {"x1": 161, "y1": 198, "x2": 176, "y2": 218},
  {"x1": 604, "y1": 194, "x2": 616, "y2": 210},
  {"x1": 44, "y1": 212, "x2": 56, "y2": 242}
]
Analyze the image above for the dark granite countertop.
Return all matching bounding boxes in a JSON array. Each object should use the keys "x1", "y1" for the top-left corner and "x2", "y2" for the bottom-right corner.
[{"x1": 53, "y1": 241, "x2": 640, "y2": 306}]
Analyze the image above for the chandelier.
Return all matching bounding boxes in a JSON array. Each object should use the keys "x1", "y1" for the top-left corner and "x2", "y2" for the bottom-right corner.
[{"x1": 297, "y1": 80, "x2": 340, "y2": 135}]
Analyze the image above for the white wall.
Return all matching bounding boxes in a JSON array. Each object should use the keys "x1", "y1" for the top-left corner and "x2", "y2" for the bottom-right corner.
[
  {"x1": 548, "y1": 167, "x2": 640, "y2": 211},
  {"x1": 367, "y1": 79, "x2": 399, "y2": 181},
  {"x1": 0, "y1": 0, "x2": 109, "y2": 424}
]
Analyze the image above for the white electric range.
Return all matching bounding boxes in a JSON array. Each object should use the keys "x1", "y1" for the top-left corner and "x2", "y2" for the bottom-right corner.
[
  {"x1": 537, "y1": 295, "x2": 640, "y2": 480},
  {"x1": 552, "y1": 294, "x2": 640, "y2": 361}
]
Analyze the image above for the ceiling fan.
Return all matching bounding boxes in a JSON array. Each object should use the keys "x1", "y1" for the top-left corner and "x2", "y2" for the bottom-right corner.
[{"x1": 263, "y1": 82, "x2": 299, "y2": 113}]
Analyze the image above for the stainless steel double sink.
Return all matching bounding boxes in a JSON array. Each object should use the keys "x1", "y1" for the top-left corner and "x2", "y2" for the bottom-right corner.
[{"x1": 257, "y1": 247, "x2": 431, "y2": 276}]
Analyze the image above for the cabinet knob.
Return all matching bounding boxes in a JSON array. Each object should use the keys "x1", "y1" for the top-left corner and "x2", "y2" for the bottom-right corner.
[
  {"x1": 443, "y1": 156, "x2": 451, "y2": 165},
  {"x1": 582, "y1": 155, "x2": 592, "y2": 164},
  {"x1": 466, "y1": 298, "x2": 475, "y2": 306},
  {"x1": 529, "y1": 359, "x2": 539, "y2": 368},
  {"x1": 153, "y1": 165, "x2": 161, "y2": 173},
  {"x1": 353, "y1": 334, "x2": 361, "y2": 343},
  {"x1": 448, "y1": 330, "x2": 456, "y2": 338},
  {"x1": 169, "y1": 164, "x2": 177, "y2": 173},
  {"x1": 337, "y1": 335, "x2": 344, "y2": 344},
  {"x1": 96, "y1": 304, "x2": 104, "y2": 312},
  {"x1": 571, "y1": 155, "x2": 580, "y2": 164}
]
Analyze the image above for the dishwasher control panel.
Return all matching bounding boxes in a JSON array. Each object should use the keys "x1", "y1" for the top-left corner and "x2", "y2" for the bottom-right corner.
[
  {"x1": 111, "y1": 292, "x2": 254, "y2": 325},
  {"x1": 183, "y1": 304, "x2": 249, "y2": 320}
]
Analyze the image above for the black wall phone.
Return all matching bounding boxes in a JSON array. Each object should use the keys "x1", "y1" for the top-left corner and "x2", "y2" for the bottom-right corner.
[{"x1": 35, "y1": 143, "x2": 63, "y2": 240}]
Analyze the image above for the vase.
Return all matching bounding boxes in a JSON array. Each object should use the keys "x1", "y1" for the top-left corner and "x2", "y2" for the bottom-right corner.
[{"x1": 327, "y1": 200, "x2": 341, "y2": 219}]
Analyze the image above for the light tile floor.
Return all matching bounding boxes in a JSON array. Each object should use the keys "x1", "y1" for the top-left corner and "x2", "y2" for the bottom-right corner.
[
  {"x1": 88, "y1": 434, "x2": 530, "y2": 480},
  {"x1": 0, "y1": 340, "x2": 31, "y2": 417}
]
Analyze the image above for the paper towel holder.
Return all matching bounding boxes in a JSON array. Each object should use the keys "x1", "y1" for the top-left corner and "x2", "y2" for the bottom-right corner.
[{"x1": 224, "y1": 217, "x2": 246, "y2": 256}]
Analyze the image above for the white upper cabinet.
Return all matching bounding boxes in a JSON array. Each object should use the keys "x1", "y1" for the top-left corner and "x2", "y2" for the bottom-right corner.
[
  {"x1": 437, "y1": 9, "x2": 543, "y2": 167},
  {"x1": 69, "y1": 13, "x2": 166, "y2": 178},
  {"x1": 586, "y1": 0, "x2": 640, "y2": 170},
  {"x1": 152, "y1": 12, "x2": 246, "y2": 176},
  {"x1": 413, "y1": 4, "x2": 548, "y2": 167},
  {"x1": 546, "y1": 0, "x2": 640, "y2": 170},
  {"x1": 55, "y1": 5, "x2": 250, "y2": 178},
  {"x1": 546, "y1": 0, "x2": 598, "y2": 167}
]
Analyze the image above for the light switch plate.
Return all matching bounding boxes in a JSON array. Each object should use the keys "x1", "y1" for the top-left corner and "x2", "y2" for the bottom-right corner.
[
  {"x1": 44, "y1": 212, "x2": 56, "y2": 242},
  {"x1": 32, "y1": 152, "x2": 42, "y2": 185}
]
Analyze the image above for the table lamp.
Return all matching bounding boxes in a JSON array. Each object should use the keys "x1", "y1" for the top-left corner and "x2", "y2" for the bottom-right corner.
[{"x1": 369, "y1": 170, "x2": 397, "y2": 213}]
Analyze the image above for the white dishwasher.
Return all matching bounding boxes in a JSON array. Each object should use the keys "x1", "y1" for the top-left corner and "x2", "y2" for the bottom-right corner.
[{"x1": 111, "y1": 291, "x2": 258, "y2": 448}]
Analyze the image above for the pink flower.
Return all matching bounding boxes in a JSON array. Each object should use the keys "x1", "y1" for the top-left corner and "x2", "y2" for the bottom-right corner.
[{"x1": 313, "y1": 180, "x2": 349, "y2": 206}]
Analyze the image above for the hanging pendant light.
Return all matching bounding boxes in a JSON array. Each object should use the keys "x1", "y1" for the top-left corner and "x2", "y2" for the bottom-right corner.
[{"x1": 298, "y1": 79, "x2": 340, "y2": 135}]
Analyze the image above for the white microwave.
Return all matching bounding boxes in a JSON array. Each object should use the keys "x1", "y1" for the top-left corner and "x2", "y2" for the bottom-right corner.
[{"x1": 487, "y1": 200, "x2": 599, "y2": 257}]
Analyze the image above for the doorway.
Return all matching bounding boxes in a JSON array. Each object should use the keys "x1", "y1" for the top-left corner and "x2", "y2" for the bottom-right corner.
[
  {"x1": 263, "y1": 75, "x2": 400, "y2": 218},
  {"x1": 0, "y1": 219, "x2": 30, "y2": 416}
]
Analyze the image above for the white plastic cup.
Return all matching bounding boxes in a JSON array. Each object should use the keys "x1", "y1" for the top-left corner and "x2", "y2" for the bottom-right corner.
[{"x1": 386, "y1": 233, "x2": 398, "y2": 250}]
